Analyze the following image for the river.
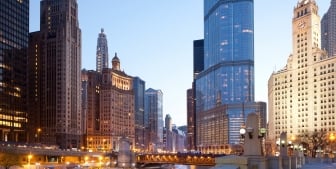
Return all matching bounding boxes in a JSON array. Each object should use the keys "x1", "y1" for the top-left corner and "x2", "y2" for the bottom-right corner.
[
  {"x1": 174, "y1": 165, "x2": 213, "y2": 169},
  {"x1": 140, "y1": 164, "x2": 213, "y2": 169}
]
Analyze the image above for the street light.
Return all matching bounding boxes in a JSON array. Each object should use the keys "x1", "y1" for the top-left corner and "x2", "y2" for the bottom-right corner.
[
  {"x1": 329, "y1": 133, "x2": 335, "y2": 157},
  {"x1": 35, "y1": 128, "x2": 41, "y2": 143},
  {"x1": 99, "y1": 156, "x2": 103, "y2": 168},
  {"x1": 27, "y1": 154, "x2": 32, "y2": 169},
  {"x1": 240, "y1": 128, "x2": 246, "y2": 138}
]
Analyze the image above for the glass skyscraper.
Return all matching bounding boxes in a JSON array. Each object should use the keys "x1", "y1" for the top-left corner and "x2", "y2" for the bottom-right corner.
[
  {"x1": 133, "y1": 77, "x2": 146, "y2": 150},
  {"x1": 321, "y1": 0, "x2": 336, "y2": 57},
  {"x1": 196, "y1": 0, "x2": 265, "y2": 149},
  {"x1": 144, "y1": 88, "x2": 163, "y2": 152},
  {"x1": 0, "y1": 0, "x2": 29, "y2": 142},
  {"x1": 199, "y1": 0, "x2": 254, "y2": 108}
]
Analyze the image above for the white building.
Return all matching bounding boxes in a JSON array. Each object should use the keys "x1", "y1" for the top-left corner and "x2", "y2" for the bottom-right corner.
[{"x1": 268, "y1": 0, "x2": 336, "y2": 141}]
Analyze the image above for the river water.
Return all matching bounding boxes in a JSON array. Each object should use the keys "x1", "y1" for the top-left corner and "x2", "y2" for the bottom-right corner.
[
  {"x1": 140, "y1": 164, "x2": 213, "y2": 169},
  {"x1": 174, "y1": 165, "x2": 212, "y2": 169}
]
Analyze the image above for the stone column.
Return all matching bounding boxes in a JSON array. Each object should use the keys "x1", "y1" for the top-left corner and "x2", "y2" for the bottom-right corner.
[
  {"x1": 279, "y1": 132, "x2": 287, "y2": 157},
  {"x1": 243, "y1": 113, "x2": 262, "y2": 156},
  {"x1": 118, "y1": 136, "x2": 132, "y2": 168}
]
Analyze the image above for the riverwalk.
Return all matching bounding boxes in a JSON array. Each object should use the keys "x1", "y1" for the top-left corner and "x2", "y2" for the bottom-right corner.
[
  {"x1": 301, "y1": 163, "x2": 336, "y2": 169},
  {"x1": 301, "y1": 158, "x2": 336, "y2": 169}
]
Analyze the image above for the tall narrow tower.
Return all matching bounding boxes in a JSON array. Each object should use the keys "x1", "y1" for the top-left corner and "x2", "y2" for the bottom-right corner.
[
  {"x1": 133, "y1": 77, "x2": 146, "y2": 151},
  {"x1": 32, "y1": 0, "x2": 82, "y2": 149},
  {"x1": 96, "y1": 28, "x2": 109, "y2": 72}
]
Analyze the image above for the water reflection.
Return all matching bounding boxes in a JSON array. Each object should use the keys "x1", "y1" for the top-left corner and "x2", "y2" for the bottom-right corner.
[{"x1": 174, "y1": 165, "x2": 212, "y2": 169}]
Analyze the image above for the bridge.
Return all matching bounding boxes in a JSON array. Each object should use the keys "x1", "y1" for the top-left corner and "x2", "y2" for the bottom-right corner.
[
  {"x1": 0, "y1": 142, "x2": 104, "y2": 157},
  {"x1": 0, "y1": 143, "x2": 219, "y2": 167},
  {"x1": 136, "y1": 153, "x2": 217, "y2": 166}
]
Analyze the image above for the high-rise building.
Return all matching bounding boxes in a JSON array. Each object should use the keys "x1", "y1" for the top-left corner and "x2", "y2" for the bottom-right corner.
[
  {"x1": 81, "y1": 69, "x2": 101, "y2": 150},
  {"x1": 145, "y1": 88, "x2": 163, "y2": 152},
  {"x1": 95, "y1": 54, "x2": 135, "y2": 152},
  {"x1": 187, "y1": 39, "x2": 204, "y2": 151},
  {"x1": 186, "y1": 89, "x2": 195, "y2": 150},
  {"x1": 195, "y1": 0, "x2": 266, "y2": 151},
  {"x1": 96, "y1": 28, "x2": 109, "y2": 72},
  {"x1": 0, "y1": 0, "x2": 29, "y2": 142},
  {"x1": 164, "y1": 114, "x2": 173, "y2": 152},
  {"x1": 321, "y1": 0, "x2": 336, "y2": 57},
  {"x1": 82, "y1": 54, "x2": 136, "y2": 152},
  {"x1": 133, "y1": 76, "x2": 146, "y2": 151},
  {"x1": 193, "y1": 39, "x2": 204, "y2": 78},
  {"x1": 28, "y1": 0, "x2": 82, "y2": 149},
  {"x1": 165, "y1": 114, "x2": 172, "y2": 132},
  {"x1": 268, "y1": 0, "x2": 336, "y2": 141},
  {"x1": 172, "y1": 125, "x2": 186, "y2": 153},
  {"x1": 28, "y1": 32, "x2": 42, "y2": 143}
]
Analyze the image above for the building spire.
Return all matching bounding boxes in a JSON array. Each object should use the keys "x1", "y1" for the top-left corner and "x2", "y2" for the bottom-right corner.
[
  {"x1": 112, "y1": 52, "x2": 121, "y2": 71},
  {"x1": 297, "y1": 0, "x2": 315, "y2": 6}
]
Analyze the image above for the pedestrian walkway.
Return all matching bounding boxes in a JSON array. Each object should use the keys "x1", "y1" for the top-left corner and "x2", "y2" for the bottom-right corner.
[
  {"x1": 301, "y1": 162, "x2": 336, "y2": 169},
  {"x1": 301, "y1": 158, "x2": 336, "y2": 169}
]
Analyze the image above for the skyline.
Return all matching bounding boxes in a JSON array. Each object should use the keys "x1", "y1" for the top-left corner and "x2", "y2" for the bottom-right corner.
[{"x1": 29, "y1": 0, "x2": 329, "y2": 126}]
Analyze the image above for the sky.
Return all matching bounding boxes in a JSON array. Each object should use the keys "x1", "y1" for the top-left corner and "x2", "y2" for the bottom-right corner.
[{"x1": 29, "y1": 0, "x2": 330, "y2": 127}]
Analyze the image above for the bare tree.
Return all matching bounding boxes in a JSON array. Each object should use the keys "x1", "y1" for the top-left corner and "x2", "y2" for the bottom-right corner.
[
  {"x1": 307, "y1": 131, "x2": 328, "y2": 158},
  {"x1": 0, "y1": 153, "x2": 22, "y2": 169}
]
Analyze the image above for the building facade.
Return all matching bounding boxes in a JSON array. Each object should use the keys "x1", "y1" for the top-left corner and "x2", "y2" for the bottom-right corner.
[
  {"x1": 172, "y1": 126, "x2": 186, "y2": 153},
  {"x1": 164, "y1": 114, "x2": 173, "y2": 152},
  {"x1": 193, "y1": 39, "x2": 204, "y2": 78},
  {"x1": 187, "y1": 39, "x2": 204, "y2": 151},
  {"x1": 81, "y1": 69, "x2": 101, "y2": 150},
  {"x1": 268, "y1": 0, "x2": 336, "y2": 141},
  {"x1": 133, "y1": 76, "x2": 146, "y2": 151},
  {"x1": 195, "y1": 0, "x2": 266, "y2": 150},
  {"x1": 96, "y1": 28, "x2": 109, "y2": 73},
  {"x1": 0, "y1": 0, "x2": 29, "y2": 142},
  {"x1": 321, "y1": 0, "x2": 336, "y2": 57},
  {"x1": 145, "y1": 88, "x2": 163, "y2": 152},
  {"x1": 28, "y1": 0, "x2": 82, "y2": 149},
  {"x1": 90, "y1": 54, "x2": 135, "y2": 152},
  {"x1": 186, "y1": 89, "x2": 195, "y2": 151}
]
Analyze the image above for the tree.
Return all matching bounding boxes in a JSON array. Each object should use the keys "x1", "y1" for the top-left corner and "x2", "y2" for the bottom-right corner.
[
  {"x1": 307, "y1": 131, "x2": 328, "y2": 158},
  {"x1": 0, "y1": 153, "x2": 22, "y2": 169}
]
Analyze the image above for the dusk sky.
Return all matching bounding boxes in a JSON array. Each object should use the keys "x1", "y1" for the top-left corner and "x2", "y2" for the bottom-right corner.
[{"x1": 29, "y1": 0, "x2": 329, "y2": 126}]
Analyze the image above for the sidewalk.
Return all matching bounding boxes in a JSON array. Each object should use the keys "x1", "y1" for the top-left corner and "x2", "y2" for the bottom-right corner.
[
  {"x1": 301, "y1": 158, "x2": 336, "y2": 169},
  {"x1": 301, "y1": 162, "x2": 336, "y2": 169}
]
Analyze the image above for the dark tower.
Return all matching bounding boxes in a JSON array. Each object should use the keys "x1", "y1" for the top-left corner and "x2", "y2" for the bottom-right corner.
[
  {"x1": 0, "y1": 0, "x2": 29, "y2": 142},
  {"x1": 29, "y1": 0, "x2": 82, "y2": 149}
]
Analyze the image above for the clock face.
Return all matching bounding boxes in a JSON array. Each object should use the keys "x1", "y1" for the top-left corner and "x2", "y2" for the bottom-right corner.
[{"x1": 297, "y1": 20, "x2": 306, "y2": 29}]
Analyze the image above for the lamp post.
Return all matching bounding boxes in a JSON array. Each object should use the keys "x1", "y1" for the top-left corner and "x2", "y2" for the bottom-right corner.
[
  {"x1": 37, "y1": 128, "x2": 41, "y2": 143},
  {"x1": 329, "y1": 133, "x2": 335, "y2": 159},
  {"x1": 99, "y1": 156, "x2": 103, "y2": 169},
  {"x1": 28, "y1": 154, "x2": 32, "y2": 169}
]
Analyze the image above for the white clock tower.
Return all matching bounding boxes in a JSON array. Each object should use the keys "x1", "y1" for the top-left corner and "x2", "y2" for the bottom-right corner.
[{"x1": 292, "y1": 0, "x2": 321, "y2": 65}]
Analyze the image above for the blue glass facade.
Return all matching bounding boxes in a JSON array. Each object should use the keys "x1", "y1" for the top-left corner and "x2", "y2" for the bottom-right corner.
[
  {"x1": 145, "y1": 88, "x2": 163, "y2": 150},
  {"x1": 133, "y1": 77, "x2": 146, "y2": 149},
  {"x1": 193, "y1": 39, "x2": 205, "y2": 75},
  {"x1": 196, "y1": 0, "x2": 257, "y2": 145}
]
